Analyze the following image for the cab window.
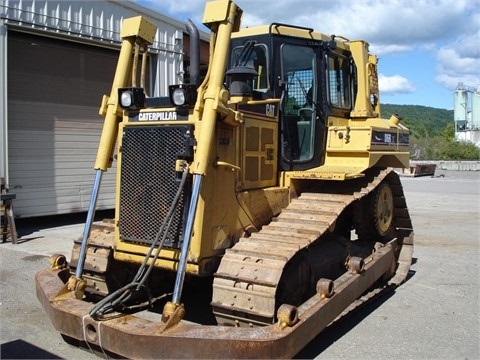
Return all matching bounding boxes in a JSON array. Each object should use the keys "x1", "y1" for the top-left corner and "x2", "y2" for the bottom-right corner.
[
  {"x1": 231, "y1": 43, "x2": 269, "y2": 91},
  {"x1": 327, "y1": 53, "x2": 351, "y2": 109},
  {"x1": 281, "y1": 44, "x2": 316, "y2": 162}
]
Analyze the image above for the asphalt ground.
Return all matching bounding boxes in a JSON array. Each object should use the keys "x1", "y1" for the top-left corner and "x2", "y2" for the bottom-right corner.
[{"x1": 0, "y1": 170, "x2": 479, "y2": 359}]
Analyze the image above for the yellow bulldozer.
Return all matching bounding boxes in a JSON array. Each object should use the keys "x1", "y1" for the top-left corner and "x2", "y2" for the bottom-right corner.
[{"x1": 35, "y1": 0, "x2": 413, "y2": 358}]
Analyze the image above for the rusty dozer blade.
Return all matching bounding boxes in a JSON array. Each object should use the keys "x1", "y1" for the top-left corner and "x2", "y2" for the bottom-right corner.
[{"x1": 35, "y1": 233, "x2": 412, "y2": 359}]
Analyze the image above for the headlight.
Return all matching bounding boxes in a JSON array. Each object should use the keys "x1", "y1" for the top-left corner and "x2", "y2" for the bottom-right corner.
[
  {"x1": 118, "y1": 87, "x2": 145, "y2": 110},
  {"x1": 120, "y1": 91, "x2": 134, "y2": 107},
  {"x1": 172, "y1": 88, "x2": 186, "y2": 106},
  {"x1": 169, "y1": 84, "x2": 197, "y2": 107}
]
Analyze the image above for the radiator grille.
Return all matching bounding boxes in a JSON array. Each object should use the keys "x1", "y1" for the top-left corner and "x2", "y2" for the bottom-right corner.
[{"x1": 118, "y1": 125, "x2": 193, "y2": 248}]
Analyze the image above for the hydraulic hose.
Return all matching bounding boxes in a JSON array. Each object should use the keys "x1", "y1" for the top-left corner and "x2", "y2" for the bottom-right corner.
[
  {"x1": 172, "y1": 174, "x2": 202, "y2": 304},
  {"x1": 90, "y1": 166, "x2": 190, "y2": 318}
]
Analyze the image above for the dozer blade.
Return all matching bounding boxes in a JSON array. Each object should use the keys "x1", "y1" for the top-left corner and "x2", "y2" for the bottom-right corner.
[{"x1": 35, "y1": 234, "x2": 412, "y2": 359}]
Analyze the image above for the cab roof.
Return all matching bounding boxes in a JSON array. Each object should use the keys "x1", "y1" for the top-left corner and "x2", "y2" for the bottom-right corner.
[{"x1": 231, "y1": 23, "x2": 357, "y2": 52}]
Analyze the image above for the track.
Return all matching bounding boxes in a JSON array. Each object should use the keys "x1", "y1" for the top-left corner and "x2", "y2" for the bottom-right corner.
[
  {"x1": 69, "y1": 168, "x2": 413, "y2": 328},
  {"x1": 70, "y1": 221, "x2": 116, "y2": 298},
  {"x1": 211, "y1": 168, "x2": 413, "y2": 326}
]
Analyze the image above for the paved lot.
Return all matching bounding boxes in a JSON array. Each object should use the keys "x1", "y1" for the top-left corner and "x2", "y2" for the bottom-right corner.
[{"x1": 1, "y1": 170, "x2": 479, "y2": 359}]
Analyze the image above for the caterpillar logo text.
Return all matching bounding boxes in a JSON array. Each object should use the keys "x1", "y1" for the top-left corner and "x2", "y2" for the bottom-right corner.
[{"x1": 139, "y1": 111, "x2": 177, "y2": 121}]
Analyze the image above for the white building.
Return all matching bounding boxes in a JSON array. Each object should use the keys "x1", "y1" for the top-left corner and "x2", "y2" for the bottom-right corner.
[{"x1": 0, "y1": 0, "x2": 207, "y2": 217}]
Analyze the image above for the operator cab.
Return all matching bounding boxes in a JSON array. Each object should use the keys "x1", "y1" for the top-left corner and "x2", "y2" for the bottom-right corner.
[{"x1": 228, "y1": 24, "x2": 358, "y2": 171}]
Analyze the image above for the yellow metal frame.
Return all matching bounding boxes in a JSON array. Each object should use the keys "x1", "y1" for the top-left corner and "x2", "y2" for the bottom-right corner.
[
  {"x1": 95, "y1": 16, "x2": 156, "y2": 171},
  {"x1": 105, "y1": 0, "x2": 411, "y2": 275}
]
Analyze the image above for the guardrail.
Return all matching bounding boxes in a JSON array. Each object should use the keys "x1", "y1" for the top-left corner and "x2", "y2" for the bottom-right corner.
[{"x1": 410, "y1": 161, "x2": 480, "y2": 171}]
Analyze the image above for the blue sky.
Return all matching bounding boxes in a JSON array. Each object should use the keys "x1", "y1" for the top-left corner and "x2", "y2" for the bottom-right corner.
[{"x1": 137, "y1": 0, "x2": 479, "y2": 110}]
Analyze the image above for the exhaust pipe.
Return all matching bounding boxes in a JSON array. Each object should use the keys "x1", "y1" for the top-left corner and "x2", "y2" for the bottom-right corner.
[{"x1": 186, "y1": 19, "x2": 200, "y2": 86}]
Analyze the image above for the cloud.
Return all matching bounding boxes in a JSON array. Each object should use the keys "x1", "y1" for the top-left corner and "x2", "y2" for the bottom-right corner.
[
  {"x1": 370, "y1": 44, "x2": 413, "y2": 55},
  {"x1": 235, "y1": 0, "x2": 475, "y2": 51},
  {"x1": 379, "y1": 74, "x2": 416, "y2": 95},
  {"x1": 139, "y1": 0, "x2": 479, "y2": 99},
  {"x1": 435, "y1": 31, "x2": 480, "y2": 90},
  {"x1": 141, "y1": 0, "x2": 476, "y2": 48},
  {"x1": 138, "y1": 0, "x2": 206, "y2": 24}
]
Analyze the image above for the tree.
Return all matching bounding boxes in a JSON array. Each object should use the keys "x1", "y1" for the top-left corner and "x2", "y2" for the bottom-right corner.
[{"x1": 442, "y1": 122, "x2": 455, "y2": 143}]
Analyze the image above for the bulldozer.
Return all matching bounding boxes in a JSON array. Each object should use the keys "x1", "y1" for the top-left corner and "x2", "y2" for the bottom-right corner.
[{"x1": 35, "y1": 0, "x2": 413, "y2": 358}]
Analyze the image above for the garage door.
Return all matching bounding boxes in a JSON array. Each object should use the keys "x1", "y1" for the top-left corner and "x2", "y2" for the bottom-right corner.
[{"x1": 8, "y1": 31, "x2": 118, "y2": 217}]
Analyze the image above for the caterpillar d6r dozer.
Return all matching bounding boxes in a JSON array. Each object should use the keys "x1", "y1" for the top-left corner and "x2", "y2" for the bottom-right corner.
[{"x1": 35, "y1": 0, "x2": 414, "y2": 358}]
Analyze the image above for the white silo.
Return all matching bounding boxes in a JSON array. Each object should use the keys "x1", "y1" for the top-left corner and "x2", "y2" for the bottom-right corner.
[
  {"x1": 454, "y1": 84, "x2": 467, "y2": 131},
  {"x1": 472, "y1": 87, "x2": 480, "y2": 130},
  {"x1": 453, "y1": 83, "x2": 480, "y2": 147}
]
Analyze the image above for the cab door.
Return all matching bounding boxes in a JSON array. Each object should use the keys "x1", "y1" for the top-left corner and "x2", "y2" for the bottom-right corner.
[{"x1": 278, "y1": 43, "x2": 326, "y2": 171}]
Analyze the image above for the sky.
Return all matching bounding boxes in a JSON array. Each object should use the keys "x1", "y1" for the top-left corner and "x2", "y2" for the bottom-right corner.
[{"x1": 137, "y1": 0, "x2": 480, "y2": 110}]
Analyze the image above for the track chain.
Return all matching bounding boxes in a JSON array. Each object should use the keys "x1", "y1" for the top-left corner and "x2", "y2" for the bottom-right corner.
[
  {"x1": 69, "y1": 220, "x2": 116, "y2": 297},
  {"x1": 211, "y1": 168, "x2": 413, "y2": 326}
]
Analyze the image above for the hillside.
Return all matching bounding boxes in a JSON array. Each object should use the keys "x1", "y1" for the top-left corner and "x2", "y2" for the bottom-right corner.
[
  {"x1": 381, "y1": 103, "x2": 453, "y2": 139},
  {"x1": 380, "y1": 103, "x2": 479, "y2": 160}
]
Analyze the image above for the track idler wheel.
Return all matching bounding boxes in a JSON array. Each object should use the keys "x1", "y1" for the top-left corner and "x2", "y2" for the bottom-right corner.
[
  {"x1": 354, "y1": 181, "x2": 395, "y2": 241},
  {"x1": 373, "y1": 182, "x2": 394, "y2": 237}
]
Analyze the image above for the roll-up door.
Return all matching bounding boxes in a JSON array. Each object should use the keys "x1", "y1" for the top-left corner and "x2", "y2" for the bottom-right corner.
[{"x1": 8, "y1": 31, "x2": 118, "y2": 217}]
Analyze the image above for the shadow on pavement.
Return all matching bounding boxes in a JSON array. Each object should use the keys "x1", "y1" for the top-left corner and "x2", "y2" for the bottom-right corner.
[
  {"x1": 294, "y1": 289, "x2": 395, "y2": 358},
  {"x1": 295, "y1": 261, "x2": 417, "y2": 359},
  {"x1": 14, "y1": 210, "x2": 114, "y2": 238},
  {"x1": 1, "y1": 339, "x2": 61, "y2": 359}
]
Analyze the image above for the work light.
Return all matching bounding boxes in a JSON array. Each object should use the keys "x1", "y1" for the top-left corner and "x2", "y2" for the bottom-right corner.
[
  {"x1": 169, "y1": 84, "x2": 197, "y2": 107},
  {"x1": 118, "y1": 87, "x2": 145, "y2": 110}
]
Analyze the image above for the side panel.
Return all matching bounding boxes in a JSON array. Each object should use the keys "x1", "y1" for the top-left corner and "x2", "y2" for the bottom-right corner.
[{"x1": 241, "y1": 115, "x2": 278, "y2": 190}]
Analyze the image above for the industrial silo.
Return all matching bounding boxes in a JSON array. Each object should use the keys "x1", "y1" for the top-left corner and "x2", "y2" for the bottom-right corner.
[
  {"x1": 454, "y1": 84, "x2": 468, "y2": 131},
  {"x1": 472, "y1": 87, "x2": 480, "y2": 130}
]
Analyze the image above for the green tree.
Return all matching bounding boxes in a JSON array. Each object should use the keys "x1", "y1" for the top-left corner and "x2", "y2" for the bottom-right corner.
[{"x1": 442, "y1": 122, "x2": 455, "y2": 142}]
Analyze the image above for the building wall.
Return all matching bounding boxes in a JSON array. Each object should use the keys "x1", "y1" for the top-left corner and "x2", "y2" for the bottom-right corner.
[
  {"x1": 0, "y1": 0, "x2": 195, "y2": 217},
  {"x1": 7, "y1": 31, "x2": 119, "y2": 217}
]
